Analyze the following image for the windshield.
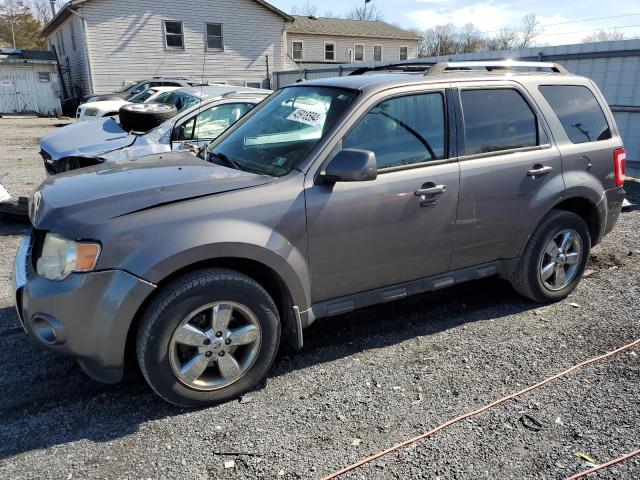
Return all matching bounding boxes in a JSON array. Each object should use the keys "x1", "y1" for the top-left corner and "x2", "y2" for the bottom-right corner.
[
  {"x1": 205, "y1": 86, "x2": 356, "y2": 176},
  {"x1": 156, "y1": 91, "x2": 201, "y2": 113},
  {"x1": 114, "y1": 82, "x2": 136, "y2": 94},
  {"x1": 130, "y1": 88, "x2": 158, "y2": 103}
]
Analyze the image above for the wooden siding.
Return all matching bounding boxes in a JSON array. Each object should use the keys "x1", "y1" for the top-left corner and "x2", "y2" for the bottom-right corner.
[
  {"x1": 47, "y1": 15, "x2": 92, "y2": 97},
  {"x1": 0, "y1": 62, "x2": 62, "y2": 116},
  {"x1": 77, "y1": 0, "x2": 287, "y2": 93},
  {"x1": 286, "y1": 33, "x2": 419, "y2": 66}
]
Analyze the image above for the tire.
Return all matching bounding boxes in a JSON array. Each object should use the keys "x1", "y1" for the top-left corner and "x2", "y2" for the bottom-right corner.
[
  {"x1": 119, "y1": 103, "x2": 177, "y2": 133},
  {"x1": 510, "y1": 210, "x2": 591, "y2": 303},
  {"x1": 137, "y1": 268, "x2": 281, "y2": 407}
]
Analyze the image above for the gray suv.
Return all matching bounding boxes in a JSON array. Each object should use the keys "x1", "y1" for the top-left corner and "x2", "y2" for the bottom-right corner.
[{"x1": 14, "y1": 61, "x2": 626, "y2": 407}]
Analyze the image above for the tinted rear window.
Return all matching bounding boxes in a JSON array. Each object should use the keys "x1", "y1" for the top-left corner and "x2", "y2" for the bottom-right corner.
[
  {"x1": 461, "y1": 89, "x2": 538, "y2": 155},
  {"x1": 539, "y1": 85, "x2": 611, "y2": 144}
]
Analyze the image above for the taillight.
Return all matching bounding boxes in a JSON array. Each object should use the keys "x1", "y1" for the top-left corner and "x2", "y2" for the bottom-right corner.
[{"x1": 614, "y1": 148, "x2": 626, "y2": 187}]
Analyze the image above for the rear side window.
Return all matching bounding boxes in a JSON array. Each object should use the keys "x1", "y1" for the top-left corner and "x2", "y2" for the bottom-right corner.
[
  {"x1": 461, "y1": 89, "x2": 538, "y2": 155},
  {"x1": 342, "y1": 92, "x2": 446, "y2": 169},
  {"x1": 539, "y1": 85, "x2": 611, "y2": 144}
]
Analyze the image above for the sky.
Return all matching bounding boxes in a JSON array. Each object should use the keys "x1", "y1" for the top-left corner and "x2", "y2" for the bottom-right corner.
[{"x1": 269, "y1": 0, "x2": 640, "y2": 45}]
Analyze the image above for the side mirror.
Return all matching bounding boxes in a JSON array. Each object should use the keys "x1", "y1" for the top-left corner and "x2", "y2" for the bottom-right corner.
[{"x1": 322, "y1": 149, "x2": 377, "y2": 183}]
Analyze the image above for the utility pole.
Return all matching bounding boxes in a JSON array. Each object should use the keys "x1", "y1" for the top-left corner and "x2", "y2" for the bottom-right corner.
[{"x1": 7, "y1": 0, "x2": 17, "y2": 48}]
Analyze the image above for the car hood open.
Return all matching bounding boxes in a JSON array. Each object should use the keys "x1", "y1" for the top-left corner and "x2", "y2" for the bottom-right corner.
[
  {"x1": 30, "y1": 152, "x2": 275, "y2": 232},
  {"x1": 40, "y1": 118, "x2": 137, "y2": 161}
]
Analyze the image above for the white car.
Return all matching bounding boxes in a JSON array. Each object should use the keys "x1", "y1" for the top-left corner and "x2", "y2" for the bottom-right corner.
[
  {"x1": 75, "y1": 86, "x2": 180, "y2": 122},
  {"x1": 42, "y1": 85, "x2": 272, "y2": 173}
]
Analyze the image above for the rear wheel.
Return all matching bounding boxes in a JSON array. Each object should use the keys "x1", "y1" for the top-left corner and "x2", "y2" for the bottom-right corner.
[
  {"x1": 137, "y1": 269, "x2": 281, "y2": 407},
  {"x1": 510, "y1": 210, "x2": 591, "y2": 303}
]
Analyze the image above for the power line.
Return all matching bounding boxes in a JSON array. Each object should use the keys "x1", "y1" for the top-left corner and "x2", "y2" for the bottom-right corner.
[
  {"x1": 542, "y1": 23, "x2": 640, "y2": 37},
  {"x1": 541, "y1": 13, "x2": 640, "y2": 27},
  {"x1": 475, "y1": 13, "x2": 640, "y2": 35}
]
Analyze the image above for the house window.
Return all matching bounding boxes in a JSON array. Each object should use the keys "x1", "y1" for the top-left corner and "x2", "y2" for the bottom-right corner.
[
  {"x1": 324, "y1": 42, "x2": 335, "y2": 61},
  {"x1": 292, "y1": 41, "x2": 303, "y2": 61},
  {"x1": 70, "y1": 20, "x2": 76, "y2": 51},
  {"x1": 206, "y1": 23, "x2": 223, "y2": 50},
  {"x1": 374, "y1": 45, "x2": 382, "y2": 61},
  {"x1": 354, "y1": 44, "x2": 364, "y2": 62},
  {"x1": 164, "y1": 20, "x2": 184, "y2": 49},
  {"x1": 56, "y1": 31, "x2": 65, "y2": 56},
  {"x1": 38, "y1": 72, "x2": 51, "y2": 82},
  {"x1": 400, "y1": 46, "x2": 408, "y2": 61}
]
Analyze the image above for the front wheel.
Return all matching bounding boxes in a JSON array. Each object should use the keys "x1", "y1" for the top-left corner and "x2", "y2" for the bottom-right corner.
[
  {"x1": 510, "y1": 210, "x2": 591, "y2": 303},
  {"x1": 137, "y1": 269, "x2": 281, "y2": 407}
]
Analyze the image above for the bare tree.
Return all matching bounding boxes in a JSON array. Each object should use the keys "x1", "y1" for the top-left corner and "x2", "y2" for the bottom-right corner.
[
  {"x1": 28, "y1": 0, "x2": 52, "y2": 25},
  {"x1": 290, "y1": 0, "x2": 319, "y2": 16},
  {"x1": 518, "y1": 14, "x2": 541, "y2": 48},
  {"x1": 487, "y1": 26, "x2": 519, "y2": 50},
  {"x1": 345, "y1": 4, "x2": 385, "y2": 22},
  {"x1": 459, "y1": 22, "x2": 485, "y2": 52},
  {"x1": 582, "y1": 29, "x2": 626, "y2": 43}
]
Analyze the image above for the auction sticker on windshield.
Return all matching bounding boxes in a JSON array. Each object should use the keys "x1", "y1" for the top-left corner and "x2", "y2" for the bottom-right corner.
[{"x1": 287, "y1": 108, "x2": 325, "y2": 127}]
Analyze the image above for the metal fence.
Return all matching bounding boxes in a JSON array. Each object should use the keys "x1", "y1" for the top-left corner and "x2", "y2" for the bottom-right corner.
[{"x1": 273, "y1": 39, "x2": 640, "y2": 176}]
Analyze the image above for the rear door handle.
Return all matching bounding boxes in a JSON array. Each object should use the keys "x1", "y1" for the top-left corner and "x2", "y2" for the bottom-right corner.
[
  {"x1": 415, "y1": 185, "x2": 447, "y2": 197},
  {"x1": 527, "y1": 165, "x2": 553, "y2": 177}
]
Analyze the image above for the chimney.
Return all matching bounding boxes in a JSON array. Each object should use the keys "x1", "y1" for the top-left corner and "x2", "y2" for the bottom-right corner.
[{"x1": 50, "y1": 0, "x2": 57, "y2": 16}]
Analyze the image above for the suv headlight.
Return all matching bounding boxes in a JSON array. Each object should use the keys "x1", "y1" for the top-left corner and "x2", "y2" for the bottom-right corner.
[
  {"x1": 36, "y1": 233, "x2": 101, "y2": 281},
  {"x1": 83, "y1": 108, "x2": 99, "y2": 117}
]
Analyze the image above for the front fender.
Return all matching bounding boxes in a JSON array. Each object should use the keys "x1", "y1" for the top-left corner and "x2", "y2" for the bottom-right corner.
[
  {"x1": 94, "y1": 174, "x2": 311, "y2": 310},
  {"x1": 144, "y1": 239, "x2": 311, "y2": 312}
]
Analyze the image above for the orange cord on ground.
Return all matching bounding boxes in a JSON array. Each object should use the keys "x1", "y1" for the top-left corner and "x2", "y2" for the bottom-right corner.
[
  {"x1": 566, "y1": 448, "x2": 640, "y2": 479},
  {"x1": 321, "y1": 338, "x2": 640, "y2": 480}
]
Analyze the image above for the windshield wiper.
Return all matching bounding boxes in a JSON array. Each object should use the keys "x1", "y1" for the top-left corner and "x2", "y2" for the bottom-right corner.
[{"x1": 209, "y1": 151, "x2": 244, "y2": 171}]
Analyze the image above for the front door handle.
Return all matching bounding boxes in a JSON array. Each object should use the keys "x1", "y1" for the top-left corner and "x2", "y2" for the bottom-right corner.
[
  {"x1": 415, "y1": 184, "x2": 447, "y2": 197},
  {"x1": 527, "y1": 165, "x2": 553, "y2": 178}
]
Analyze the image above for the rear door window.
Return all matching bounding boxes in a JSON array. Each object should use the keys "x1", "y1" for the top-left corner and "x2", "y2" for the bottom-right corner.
[
  {"x1": 461, "y1": 88, "x2": 538, "y2": 155},
  {"x1": 342, "y1": 92, "x2": 446, "y2": 169},
  {"x1": 539, "y1": 85, "x2": 611, "y2": 144}
]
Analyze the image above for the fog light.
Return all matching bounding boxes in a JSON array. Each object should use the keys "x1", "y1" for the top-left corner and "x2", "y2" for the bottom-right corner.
[{"x1": 31, "y1": 314, "x2": 66, "y2": 345}]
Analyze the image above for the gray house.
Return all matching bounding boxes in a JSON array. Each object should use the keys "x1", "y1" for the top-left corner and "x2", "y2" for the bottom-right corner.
[
  {"x1": 42, "y1": 0, "x2": 292, "y2": 96},
  {"x1": 286, "y1": 15, "x2": 421, "y2": 68}
]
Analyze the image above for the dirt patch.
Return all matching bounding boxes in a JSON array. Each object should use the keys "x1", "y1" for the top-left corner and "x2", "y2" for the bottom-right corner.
[{"x1": 589, "y1": 251, "x2": 626, "y2": 270}]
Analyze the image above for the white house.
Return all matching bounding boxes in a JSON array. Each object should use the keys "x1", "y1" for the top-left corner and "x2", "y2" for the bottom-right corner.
[
  {"x1": 42, "y1": 1, "x2": 422, "y2": 97},
  {"x1": 42, "y1": 0, "x2": 292, "y2": 95},
  {"x1": 286, "y1": 15, "x2": 421, "y2": 67}
]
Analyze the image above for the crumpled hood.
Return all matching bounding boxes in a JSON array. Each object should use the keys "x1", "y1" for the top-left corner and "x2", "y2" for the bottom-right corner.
[
  {"x1": 40, "y1": 118, "x2": 136, "y2": 161},
  {"x1": 30, "y1": 152, "x2": 275, "y2": 232}
]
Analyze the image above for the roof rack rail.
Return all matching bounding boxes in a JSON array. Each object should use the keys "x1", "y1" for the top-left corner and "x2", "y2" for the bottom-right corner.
[
  {"x1": 350, "y1": 62, "x2": 435, "y2": 76},
  {"x1": 152, "y1": 75, "x2": 193, "y2": 80},
  {"x1": 425, "y1": 60, "x2": 570, "y2": 75},
  {"x1": 221, "y1": 91, "x2": 270, "y2": 98}
]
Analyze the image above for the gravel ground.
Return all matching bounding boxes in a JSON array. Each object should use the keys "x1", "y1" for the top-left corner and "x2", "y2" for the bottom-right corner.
[
  {"x1": 0, "y1": 119, "x2": 638, "y2": 480},
  {"x1": 0, "y1": 117, "x2": 73, "y2": 199}
]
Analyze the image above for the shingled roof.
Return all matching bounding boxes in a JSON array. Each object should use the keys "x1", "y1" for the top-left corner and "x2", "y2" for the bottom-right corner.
[
  {"x1": 288, "y1": 15, "x2": 421, "y2": 41},
  {"x1": 0, "y1": 48, "x2": 56, "y2": 62}
]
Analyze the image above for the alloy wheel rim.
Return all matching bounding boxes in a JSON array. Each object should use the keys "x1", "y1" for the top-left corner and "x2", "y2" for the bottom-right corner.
[
  {"x1": 539, "y1": 229, "x2": 582, "y2": 291},
  {"x1": 168, "y1": 301, "x2": 262, "y2": 391}
]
